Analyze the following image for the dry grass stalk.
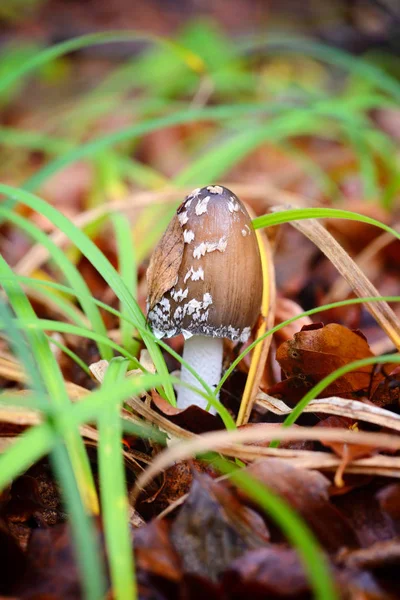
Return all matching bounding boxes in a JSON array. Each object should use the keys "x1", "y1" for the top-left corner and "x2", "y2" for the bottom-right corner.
[
  {"x1": 256, "y1": 392, "x2": 400, "y2": 432},
  {"x1": 237, "y1": 206, "x2": 276, "y2": 426},
  {"x1": 130, "y1": 425, "x2": 400, "y2": 505},
  {"x1": 272, "y1": 208, "x2": 400, "y2": 351}
]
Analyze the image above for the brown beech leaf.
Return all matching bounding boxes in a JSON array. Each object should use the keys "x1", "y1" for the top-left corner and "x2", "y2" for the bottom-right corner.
[
  {"x1": 222, "y1": 547, "x2": 310, "y2": 599},
  {"x1": 0, "y1": 521, "x2": 27, "y2": 596},
  {"x1": 334, "y1": 486, "x2": 400, "y2": 548},
  {"x1": 135, "y1": 519, "x2": 182, "y2": 583},
  {"x1": 276, "y1": 323, "x2": 376, "y2": 397},
  {"x1": 169, "y1": 472, "x2": 270, "y2": 581},
  {"x1": 240, "y1": 459, "x2": 357, "y2": 552},
  {"x1": 151, "y1": 392, "x2": 224, "y2": 434},
  {"x1": 274, "y1": 297, "x2": 313, "y2": 345},
  {"x1": 15, "y1": 519, "x2": 107, "y2": 599},
  {"x1": 146, "y1": 214, "x2": 184, "y2": 312},
  {"x1": 376, "y1": 483, "x2": 400, "y2": 520},
  {"x1": 370, "y1": 364, "x2": 400, "y2": 408}
]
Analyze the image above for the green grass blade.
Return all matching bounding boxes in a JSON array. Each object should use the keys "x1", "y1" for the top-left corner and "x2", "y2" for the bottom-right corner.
[
  {"x1": 110, "y1": 213, "x2": 138, "y2": 353},
  {"x1": 21, "y1": 104, "x2": 277, "y2": 193},
  {"x1": 0, "y1": 31, "x2": 204, "y2": 96},
  {"x1": 0, "y1": 298, "x2": 45, "y2": 394},
  {"x1": 252, "y1": 208, "x2": 400, "y2": 241},
  {"x1": 47, "y1": 335, "x2": 92, "y2": 377},
  {"x1": 174, "y1": 110, "x2": 321, "y2": 186},
  {"x1": 0, "y1": 184, "x2": 175, "y2": 404},
  {"x1": 9, "y1": 317, "x2": 141, "y2": 366},
  {"x1": 0, "y1": 374, "x2": 171, "y2": 484},
  {"x1": 275, "y1": 353, "x2": 400, "y2": 439},
  {"x1": 28, "y1": 285, "x2": 88, "y2": 328},
  {"x1": 0, "y1": 126, "x2": 73, "y2": 153},
  {"x1": 343, "y1": 125, "x2": 378, "y2": 199},
  {"x1": 3, "y1": 274, "x2": 230, "y2": 418},
  {"x1": 0, "y1": 262, "x2": 106, "y2": 599},
  {"x1": 0, "y1": 424, "x2": 55, "y2": 491},
  {"x1": 0, "y1": 206, "x2": 112, "y2": 359},
  {"x1": 99, "y1": 358, "x2": 136, "y2": 600},
  {"x1": 240, "y1": 36, "x2": 400, "y2": 101},
  {"x1": 48, "y1": 442, "x2": 108, "y2": 600},
  {"x1": 0, "y1": 256, "x2": 98, "y2": 510}
]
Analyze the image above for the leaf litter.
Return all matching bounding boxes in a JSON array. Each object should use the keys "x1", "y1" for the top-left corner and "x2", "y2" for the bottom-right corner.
[
  {"x1": 1, "y1": 16, "x2": 400, "y2": 599},
  {"x1": 2, "y1": 213, "x2": 400, "y2": 600}
]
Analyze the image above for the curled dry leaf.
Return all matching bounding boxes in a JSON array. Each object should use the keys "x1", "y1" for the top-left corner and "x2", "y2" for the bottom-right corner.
[
  {"x1": 146, "y1": 214, "x2": 184, "y2": 312},
  {"x1": 169, "y1": 472, "x2": 270, "y2": 582},
  {"x1": 135, "y1": 519, "x2": 181, "y2": 583},
  {"x1": 334, "y1": 485, "x2": 400, "y2": 548},
  {"x1": 222, "y1": 547, "x2": 310, "y2": 599},
  {"x1": 376, "y1": 483, "x2": 400, "y2": 520},
  {"x1": 239, "y1": 458, "x2": 357, "y2": 552},
  {"x1": 131, "y1": 425, "x2": 400, "y2": 506},
  {"x1": 276, "y1": 323, "x2": 376, "y2": 397},
  {"x1": 274, "y1": 297, "x2": 313, "y2": 344},
  {"x1": 256, "y1": 391, "x2": 400, "y2": 433},
  {"x1": 13, "y1": 519, "x2": 107, "y2": 599},
  {"x1": 151, "y1": 391, "x2": 224, "y2": 434}
]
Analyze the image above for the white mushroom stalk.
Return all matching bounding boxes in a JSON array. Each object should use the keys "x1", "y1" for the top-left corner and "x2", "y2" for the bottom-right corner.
[
  {"x1": 179, "y1": 335, "x2": 223, "y2": 412},
  {"x1": 146, "y1": 185, "x2": 263, "y2": 412}
]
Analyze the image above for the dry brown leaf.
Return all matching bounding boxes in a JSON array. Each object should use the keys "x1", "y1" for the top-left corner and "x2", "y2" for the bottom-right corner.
[
  {"x1": 274, "y1": 297, "x2": 313, "y2": 343},
  {"x1": 242, "y1": 458, "x2": 357, "y2": 550},
  {"x1": 146, "y1": 213, "x2": 184, "y2": 312},
  {"x1": 151, "y1": 392, "x2": 224, "y2": 434},
  {"x1": 169, "y1": 472, "x2": 270, "y2": 581},
  {"x1": 276, "y1": 323, "x2": 375, "y2": 396}
]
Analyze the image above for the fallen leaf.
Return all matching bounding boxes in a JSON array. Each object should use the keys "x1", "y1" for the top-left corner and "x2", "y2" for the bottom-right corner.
[
  {"x1": 15, "y1": 519, "x2": 107, "y2": 599},
  {"x1": 151, "y1": 392, "x2": 224, "y2": 434},
  {"x1": 0, "y1": 520, "x2": 26, "y2": 596},
  {"x1": 276, "y1": 323, "x2": 376, "y2": 397},
  {"x1": 169, "y1": 472, "x2": 270, "y2": 581},
  {"x1": 376, "y1": 483, "x2": 400, "y2": 520},
  {"x1": 135, "y1": 519, "x2": 182, "y2": 582},
  {"x1": 274, "y1": 297, "x2": 313, "y2": 344},
  {"x1": 338, "y1": 538, "x2": 400, "y2": 571},
  {"x1": 334, "y1": 486, "x2": 399, "y2": 548},
  {"x1": 137, "y1": 461, "x2": 207, "y2": 519},
  {"x1": 222, "y1": 547, "x2": 310, "y2": 599},
  {"x1": 240, "y1": 458, "x2": 357, "y2": 552}
]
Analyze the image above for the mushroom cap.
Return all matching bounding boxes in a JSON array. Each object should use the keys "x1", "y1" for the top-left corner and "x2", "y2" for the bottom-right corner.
[{"x1": 146, "y1": 185, "x2": 263, "y2": 342}]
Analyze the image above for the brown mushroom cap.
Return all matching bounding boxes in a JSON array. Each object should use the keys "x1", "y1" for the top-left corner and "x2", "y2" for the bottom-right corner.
[{"x1": 147, "y1": 185, "x2": 263, "y2": 342}]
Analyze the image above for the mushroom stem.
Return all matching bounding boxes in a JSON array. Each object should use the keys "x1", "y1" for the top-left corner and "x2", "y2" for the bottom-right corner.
[{"x1": 178, "y1": 335, "x2": 223, "y2": 413}]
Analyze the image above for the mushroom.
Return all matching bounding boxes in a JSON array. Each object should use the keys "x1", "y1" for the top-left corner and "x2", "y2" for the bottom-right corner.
[{"x1": 146, "y1": 185, "x2": 263, "y2": 412}]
